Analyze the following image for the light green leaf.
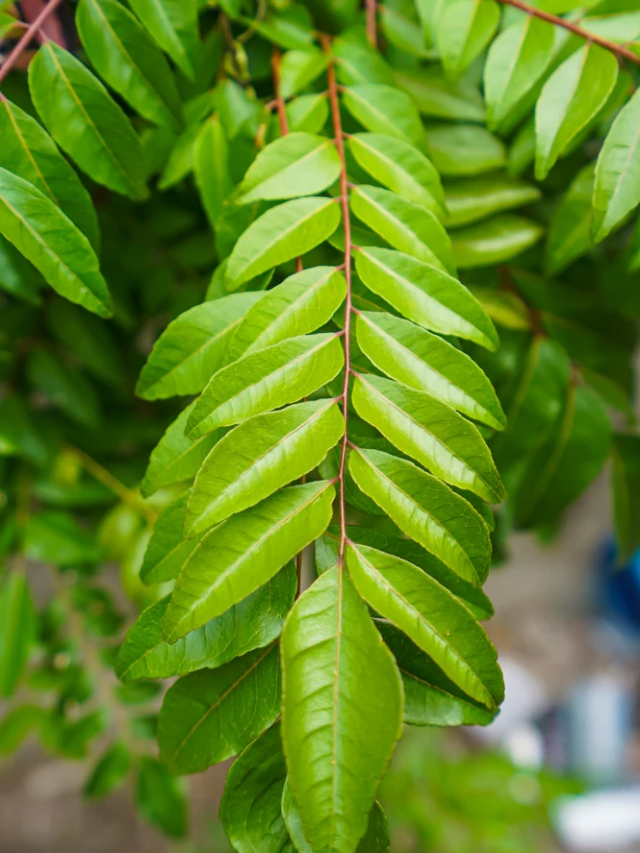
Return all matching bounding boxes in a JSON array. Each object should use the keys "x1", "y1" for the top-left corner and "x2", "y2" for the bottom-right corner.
[
  {"x1": 186, "y1": 333, "x2": 344, "y2": 438},
  {"x1": 347, "y1": 543, "x2": 502, "y2": 707},
  {"x1": 116, "y1": 563, "x2": 296, "y2": 682},
  {"x1": 356, "y1": 311, "x2": 505, "y2": 429},
  {"x1": 444, "y1": 174, "x2": 541, "y2": 228},
  {"x1": 451, "y1": 213, "x2": 543, "y2": 268},
  {"x1": 76, "y1": 0, "x2": 183, "y2": 132},
  {"x1": 135, "y1": 757, "x2": 187, "y2": 839},
  {"x1": 484, "y1": 16, "x2": 555, "y2": 130},
  {"x1": 394, "y1": 66, "x2": 486, "y2": 122},
  {"x1": 29, "y1": 42, "x2": 148, "y2": 200},
  {"x1": 437, "y1": 0, "x2": 500, "y2": 79},
  {"x1": 0, "y1": 571, "x2": 36, "y2": 698},
  {"x1": 164, "y1": 481, "x2": 335, "y2": 641},
  {"x1": 348, "y1": 132, "x2": 445, "y2": 216},
  {"x1": 612, "y1": 434, "x2": 640, "y2": 562},
  {"x1": 194, "y1": 115, "x2": 232, "y2": 231},
  {"x1": 468, "y1": 286, "x2": 531, "y2": 330},
  {"x1": 286, "y1": 93, "x2": 329, "y2": 133},
  {"x1": 136, "y1": 293, "x2": 261, "y2": 400},
  {"x1": 140, "y1": 491, "x2": 203, "y2": 585},
  {"x1": 158, "y1": 123, "x2": 199, "y2": 190},
  {"x1": 535, "y1": 43, "x2": 619, "y2": 180},
  {"x1": 352, "y1": 374, "x2": 505, "y2": 503},
  {"x1": 140, "y1": 402, "x2": 223, "y2": 498},
  {"x1": 186, "y1": 399, "x2": 343, "y2": 536},
  {"x1": 158, "y1": 643, "x2": 280, "y2": 773},
  {"x1": 425, "y1": 124, "x2": 505, "y2": 176},
  {"x1": 128, "y1": 0, "x2": 200, "y2": 80},
  {"x1": 0, "y1": 99, "x2": 100, "y2": 251},
  {"x1": 0, "y1": 167, "x2": 112, "y2": 318},
  {"x1": 281, "y1": 566, "x2": 403, "y2": 853},
  {"x1": 0, "y1": 706, "x2": 45, "y2": 755},
  {"x1": 342, "y1": 84, "x2": 426, "y2": 148},
  {"x1": 593, "y1": 88, "x2": 640, "y2": 242},
  {"x1": 355, "y1": 246, "x2": 499, "y2": 350},
  {"x1": 225, "y1": 197, "x2": 341, "y2": 289},
  {"x1": 350, "y1": 185, "x2": 455, "y2": 273},
  {"x1": 227, "y1": 266, "x2": 346, "y2": 362},
  {"x1": 348, "y1": 447, "x2": 491, "y2": 584},
  {"x1": 279, "y1": 48, "x2": 329, "y2": 98},
  {"x1": 546, "y1": 164, "x2": 595, "y2": 276}
]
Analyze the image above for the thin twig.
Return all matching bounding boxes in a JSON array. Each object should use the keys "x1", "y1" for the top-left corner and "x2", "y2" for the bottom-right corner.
[
  {"x1": 0, "y1": 0, "x2": 65, "y2": 87},
  {"x1": 366, "y1": 0, "x2": 377, "y2": 49},
  {"x1": 271, "y1": 49, "x2": 289, "y2": 136}
]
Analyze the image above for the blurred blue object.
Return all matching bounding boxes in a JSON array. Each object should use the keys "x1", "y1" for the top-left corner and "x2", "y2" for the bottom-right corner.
[{"x1": 596, "y1": 538, "x2": 640, "y2": 638}]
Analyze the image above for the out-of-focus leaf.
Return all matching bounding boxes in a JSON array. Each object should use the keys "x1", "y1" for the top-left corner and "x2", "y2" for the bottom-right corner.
[
  {"x1": 135, "y1": 757, "x2": 187, "y2": 838},
  {"x1": 444, "y1": 174, "x2": 541, "y2": 228},
  {"x1": 84, "y1": 742, "x2": 130, "y2": 798},
  {"x1": 437, "y1": 0, "x2": 500, "y2": 79},
  {"x1": 425, "y1": 124, "x2": 506, "y2": 176},
  {"x1": 0, "y1": 571, "x2": 36, "y2": 698},
  {"x1": 546, "y1": 164, "x2": 594, "y2": 276},
  {"x1": 451, "y1": 214, "x2": 543, "y2": 268}
]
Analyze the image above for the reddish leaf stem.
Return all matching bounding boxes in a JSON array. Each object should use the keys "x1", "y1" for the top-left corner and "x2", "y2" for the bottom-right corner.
[
  {"x1": 271, "y1": 49, "x2": 290, "y2": 136},
  {"x1": 496, "y1": 0, "x2": 640, "y2": 66},
  {"x1": 0, "y1": 0, "x2": 66, "y2": 88},
  {"x1": 366, "y1": 0, "x2": 377, "y2": 49}
]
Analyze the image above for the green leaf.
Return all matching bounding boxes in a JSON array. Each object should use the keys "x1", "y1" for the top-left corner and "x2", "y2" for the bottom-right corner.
[
  {"x1": 227, "y1": 266, "x2": 346, "y2": 362},
  {"x1": 235, "y1": 133, "x2": 341, "y2": 205},
  {"x1": 116, "y1": 563, "x2": 296, "y2": 682},
  {"x1": 158, "y1": 643, "x2": 280, "y2": 773},
  {"x1": 194, "y1": 114, "x2": 232, "y2": 231},
  {"x1": 136, "y1": 293, "x2": 262, "y2": 400},
  {"x1": 84, "y1": 742, "x2": 130, "y2": 798},
  {"x1": 287, "y1": 93, "x2": 330, "y2": 133},
  {"x1": 425, "y1": 124, "x2": 506, "y2": 176},
  {"x1": 342, "y1": 84, "x2": 426, "y2": 148},
  {"x1": 484, "y1": 16, "x2": 555, "y2": 130},
  {"x1": 349, "y1": 447, "x2": 491, "y2": 584},
  {"x1": 451, "y1": 213, "x2": 543, "y2": 268},
  {"x1": 395, "y1": 66, "x2": 486, "y2": 122},
  {"x1": 24, "y1": 511, "x2": 102, "y2": 567},
  {"x1": 186, "y1": 333, "x2": 344, "y2": 438},
  {"x1": 220, "y1": 724, "x2": 293, "y2": 853},
  {"x1": 348, "y1": 132, "x2": 445, "y2": 216},
  {"x1": 225, "y1": 197, "x2": 341, "y2": 289},
  {"x1": 350, "y1": 185, "x2": 455, "y2": 273},
  {"x1": 0, "y1": 99, "x2": 100, "y2": 251},
  {"x1": 0, "y1": 706, "x2": 45, "y2": 754},
  {"x1": 127, "y1": 0, "x2": 200, "y2": 80},
  {"x1": 76, "y1": 0, "x2": 183, "y2": 132},
  {"x1": 355, "y1": 246, "x2": 499, "y2": 350},
  {"x1": 347, "y1": 543, "x2": 502, "y2": 707},
  {"x1": 281, "y1": 567, "x2": 403, "y2": 853},
  {"x1": 141, "y1": 402, "x2": 223, "y2": 498},
  {"x1": 186, "y1": 399, "x2": 343, "y2": 535},
  {"x1": 140, "y1": 491, "x2": 203, "y2": 585},
  {"x1": 437, "y1": 0, "x2": 500, "y2": 79},
  {"x1": 352, "y1": 374, "x2": 505, "y2": 503},
  {"x1": 612, "y1": 434, "x2": 640, "y2": 562},
  {"x1": 135, "y1": 757, "x2": 187, "y2": 838},
  {"x1": 546, "y1": 164, "x2": 595, "y2": 276},
  {"x1": 356, "y1": 311, "x2": 505, "y2": 430},
  {"x1": 279, "y1": 48, "x2": 330, "y2": 98},
  {"x1": 378, "y1": 622, "x2": 497, "y2": 726},
  {"x1": 535, "y1": 43, "x2": 619, "y2": 180},
  {"x1": 0, "y1": 168, "x2": 112, "y2": 318},
  {"x1": 0, "y1": 571, "x2": 36, "y2": 698},
  {"x1": 444, "y1": 174, "x2": 541, "y2": 228},
  {"x1": 164, "y1": 481, "x2": 335, "y2": 641},
  {"x1": 593, "y1": 88, "x2": 640, "y2": 242},
  {"x1": 29, "y1": 42, "x2": 148, "y2": 200},
  {"x1": 0, "y1": 234, "x2": 42, "y2": 305}
]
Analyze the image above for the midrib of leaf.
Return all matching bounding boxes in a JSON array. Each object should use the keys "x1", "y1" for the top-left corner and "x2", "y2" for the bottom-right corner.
[
  {"x1": 601, "y1": 111, "x2": 640, "y2": 227},
  {"x1": 352, "y1": 136, "x2": 427, "y2": 200},
  {"x1": 353, "y1": 187, "x2": 441, "y2": 263},
  {"x1": 242, "y1": 139, "x2": 336, "y2": 198},
  {"x1": 3, "y1": 102, "x2": 57, "y2": 203},
  {"x1": 330, "y1": 563, "x2": 344, "y2": 848},
  {"x1": 496, "y1": 17, "x2": 530, "y2": 112},
  {"x1": 347, "y1": 88, "x2": 404, "y2": 140}
]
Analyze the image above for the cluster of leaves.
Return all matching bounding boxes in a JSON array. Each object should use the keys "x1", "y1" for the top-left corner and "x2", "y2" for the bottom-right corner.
[{"x1": 0, "y1": 0, "x2": 640, "y2": 850}]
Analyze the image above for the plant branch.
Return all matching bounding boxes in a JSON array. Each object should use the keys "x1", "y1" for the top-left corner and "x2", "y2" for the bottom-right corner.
[
  {"x1": 496, "y1": 0, "x2": 640, "y2": 66},
  {"x1": 271, "y1": 49, "x2": 289, "y2": 136},
  {"x1": 0, "y1": 0, "x2": 65, "y2": 87},
  {"x1": 366, "y1": 0, "x2": 377, "y2": 49}
]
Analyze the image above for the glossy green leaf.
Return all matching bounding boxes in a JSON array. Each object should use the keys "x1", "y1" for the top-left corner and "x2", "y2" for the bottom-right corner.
[
  {"x1": 356, "y1": 311, "x2": 505, "y2": 429},
  {"x1": 0, "y1": 99, "x2": 100, "y2": 251},
  {"x1": 186, "y1": 333, "x2": 344, "y2": 438},
  {"x1": 84, "y1": 742, "x2": 130, "y2": 798},
  {"x1": 0, "y1": 571, "x2": 36, "y2": 698},
  {"x1": 350, "y1": 184, "x2": 455, "y2": 273},
  {"x1": 158, "y1": 643, "x2": 280, "y2": 773},
  {"x1": 136, "y1": 293, "x2": 261, "y2": 400},
  {"x1": 535, "y1": 43, "x2": 619, "y2": 180},
  {"x1": 352, "y1": 374, "x2": 505, "y2": 503},
  {"x1": 451, "y1": 213, "x2": 543, "y2": 268},
  {"x1": 186, "y1": 399, "x2": 343, "y2": 535},
  {"x1": 347, "y1": 543, "x2": 502, "y2": 707},
  {"x1": 0, "y1": 167, "x2": 112, "y2": 317},
  {"x1": 281, "y1": 566, "x2": 403, "y2": 853},
  {"x1": 135, "y1": 757, "x2": 187, "y2": 838},
  {"x1": 612, "y1": 434, "x2": 640, "y2": 562},
  {"x1": 286, "y1": 93, "x2": 330, "y2": 133},
  {"x1": 484, "y1": 16, "x2": 555, "y2": 130},
  {"x1": 444, "y1": 174, "x2": 541, "y2": 228},
  {"x1": 425, "y1": 124, "x2": 506, "y2": 176},
  {"x1": 139, "y1": 491, "x2": 203, "y2": 585},
  {"x1": 116, "y1": 563, "x2": 296, "y2": 682},
  {"x1": 343, "y1": 84, "x2": 426, "y2": 148},
  {"x1": 593, "y1": 88, "x2": 640, "y2": 241},
  {"x1": 225, "y1": 197, "x2": 341, "y2": 289},
  {"x1": 437, "y1": 0, "x2": 500, "y2": 79},
  {"x1": 128, "y1": 0, "x2": 200, "y2": 80},
  {"x1": 140, "y1": 402, "x2": 222, "y2": 498},
  {"x1": 76, "y1": 0, "x2": 183, "y2": 132},
  {"x1": 194, "y1": 114, "x2": 232, "y2": 230},
  {"x1": 227, "y1": 266, "x2": 346, "y2": 362},
  {"x1": 349, "y1": 447, "x2": 491, "y2": 584},
  {"x1": 29, "y1": 42, "x2": 148, "y2": 200},
  {"x1": 546, "y1": 164, "x2": 595, "y2": 276},
  {"x1": 355, "y1": 246, "x2": 499, "y2": 350},
  {"x1": 164, "y1": 480, "x2": 335, "y2": 641},
  {"x1": 236, "y1": 133, "x2": 341, "y2": 205},
  {"x1": 279, "y1": 48, "x2": 330, "y2": 98},
  {"x1": 348, "y1": 132, "x2": 445, "y2": 216}
]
